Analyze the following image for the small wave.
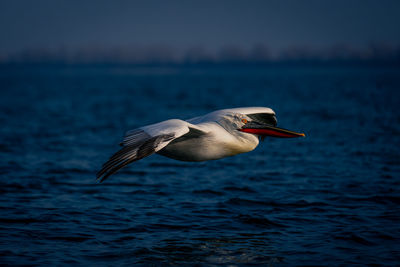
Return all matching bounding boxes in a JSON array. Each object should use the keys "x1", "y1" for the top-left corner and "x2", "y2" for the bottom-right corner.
[
  {"x1": 48, "y1": 235, "x2": 93, "y2": 243},
  {"x1": 101, "y1": 182, "x2": 143, "y2": 187},
  {"x1": 236, "y1": 214, "x2": 286, "y2": 228},
  {"x1": 192, "y1": 189, "x2": 225, "y2": 196},
  {"x1": 226, "y1": 197, "x2": 276, "y2": 207},
  {"x1": 214, "y1": 208, "x2": 231, "y2": 215},
  {"x1": 0, "y1": 183, "x2": 26, "y2": 194},
  {"x1": 149, "y1": 162, "x2": 194, "y2": 168},
  {"x1": 223, "y1": 186, "x2": 256, "y2": 193},
  {"x1": 150, "y1": 223, "x2": 195, "y2": 231},
  {"x1": 120, "y1": 170, "x2": 148, "y2": 176},
  {"x1": 45, "y1": 167, "x2": 92, "y2": 175},
  {"x1": 226, "y1": 198, "x2": 330, "y2": 210},
  {"x1": 357, "y1": 195, "x2": 400, "y2": 205},
  {"x1": 334, "y1": 233, "x2": 375, "y2": 246},
  {"x1": 113, "y1": 235, "x2": 137, "y2": 243},
  {"x1": 153, "y1": 244, "x2": 195, "y2": 254},
  {"x1": 0, "y1": 217, "x2": 41, "y2": 224},
  {"x1": 124, "y1": 189, "x2": 150, "y2": 195},
  {"x1": 374, "y1": 232, "x2": 396, "y2": 241}
]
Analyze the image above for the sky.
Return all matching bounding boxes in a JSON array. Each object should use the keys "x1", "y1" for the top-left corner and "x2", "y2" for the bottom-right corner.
[{"x1": 0, "y1": 0, "x2": 399, "y2": 59}]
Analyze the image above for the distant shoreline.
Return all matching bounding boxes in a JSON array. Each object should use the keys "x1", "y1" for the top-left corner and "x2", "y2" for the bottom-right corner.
[{"x1": 1, "y1": 60, "x2": 399, "y2": 69}]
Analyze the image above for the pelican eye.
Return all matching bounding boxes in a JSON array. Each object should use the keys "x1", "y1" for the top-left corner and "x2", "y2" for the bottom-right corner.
[{"x1": 241, "y1": 118, "x2": 248, "y2": 124}]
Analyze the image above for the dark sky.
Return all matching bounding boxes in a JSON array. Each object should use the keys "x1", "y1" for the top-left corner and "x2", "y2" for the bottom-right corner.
[{"x1": 1, "y1": 0, "x2": 399, "y2": 55}]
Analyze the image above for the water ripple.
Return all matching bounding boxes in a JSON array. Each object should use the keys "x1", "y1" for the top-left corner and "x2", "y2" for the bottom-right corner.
[{"x1": 1, "y1": 65, "x2": 399, "y2": 266}]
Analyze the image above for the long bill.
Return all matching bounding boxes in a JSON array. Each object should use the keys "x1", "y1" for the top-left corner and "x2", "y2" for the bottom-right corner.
[{"x1": 239, "y1": 122, "x2": 305, "y2": 138}]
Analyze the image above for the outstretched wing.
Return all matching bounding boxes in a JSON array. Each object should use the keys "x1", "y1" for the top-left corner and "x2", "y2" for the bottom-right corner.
[{"x1": 97, "y1": 119, "x2": 200, "y2": 182}]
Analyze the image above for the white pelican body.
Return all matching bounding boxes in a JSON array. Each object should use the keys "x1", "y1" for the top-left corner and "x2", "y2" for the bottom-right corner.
[{"x1": 97, "y1": 107, "x2": 304, "y2": 182}]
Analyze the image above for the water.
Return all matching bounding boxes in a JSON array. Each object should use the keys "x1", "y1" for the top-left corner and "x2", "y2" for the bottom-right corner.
[{"x1": 0, "y1": 64, "x2": 399, "y2": 266}]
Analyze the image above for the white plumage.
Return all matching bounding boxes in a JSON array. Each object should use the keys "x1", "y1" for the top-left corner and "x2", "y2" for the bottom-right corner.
[{"x1": 97, "y1": 107, "x2": 304, "y2": 182}]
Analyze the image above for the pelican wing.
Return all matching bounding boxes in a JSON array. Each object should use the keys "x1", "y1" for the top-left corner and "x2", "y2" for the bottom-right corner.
[
  {"x1": 188, "y1": 107, "x2": 275, "y2": 124},
  {"x1": 97, "y1": 119, "x2": 204, "y2": 182}
]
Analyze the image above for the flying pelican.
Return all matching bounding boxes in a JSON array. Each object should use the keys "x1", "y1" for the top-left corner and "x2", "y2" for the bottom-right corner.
[{"x1": 97, "y1": 107, "x2": 305, "y2": 182}]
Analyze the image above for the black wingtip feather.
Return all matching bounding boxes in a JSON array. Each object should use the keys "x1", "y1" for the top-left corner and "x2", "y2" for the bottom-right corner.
[{"x1": 96, "y1": 134, "x2": 175, "y2": 183}]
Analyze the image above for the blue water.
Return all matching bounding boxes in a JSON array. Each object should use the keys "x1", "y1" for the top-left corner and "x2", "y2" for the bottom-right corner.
[{"x1": 0, "y1": 64, "x2": 399, "y2": 266}]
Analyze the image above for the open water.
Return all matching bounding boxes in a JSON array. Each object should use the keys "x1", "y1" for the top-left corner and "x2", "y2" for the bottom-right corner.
[{"x1": 0, "y1": 64, "x2": 399, "y2": 266}]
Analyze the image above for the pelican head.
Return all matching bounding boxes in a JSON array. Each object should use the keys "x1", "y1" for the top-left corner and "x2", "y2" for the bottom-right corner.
[
  {"x1": 216, "y1": 108, "x2": 305, "y2": 139},
  {"x1": 240, "y1": 113, "x2": 305, "y2": 138}
]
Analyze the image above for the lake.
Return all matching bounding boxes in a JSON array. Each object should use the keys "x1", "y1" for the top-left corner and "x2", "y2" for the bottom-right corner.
[{"x1": 0, "y1": 64, "x2": 399, "y2": 266}]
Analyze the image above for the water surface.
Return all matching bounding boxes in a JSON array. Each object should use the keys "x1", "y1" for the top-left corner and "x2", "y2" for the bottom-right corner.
[{"x1": 0, "y1": 64, "x2": 399, "y2": 266}]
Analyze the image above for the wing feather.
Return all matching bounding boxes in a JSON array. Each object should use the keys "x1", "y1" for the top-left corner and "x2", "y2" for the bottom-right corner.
[
  {"x1": 97, "y1": 119, "x2": 200, "y2": 182},
  {"x1": 97, "y1": 134, "x2": 175, "y2": 182},
  {"x1": 120, "y1": 129, "x2": 151, "y2": 146}
]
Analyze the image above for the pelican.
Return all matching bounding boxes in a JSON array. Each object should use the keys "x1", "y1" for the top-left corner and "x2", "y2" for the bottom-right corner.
[{"x1": 97, "y1": 107, "x2": 305, "y2": 182}]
